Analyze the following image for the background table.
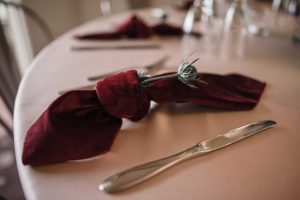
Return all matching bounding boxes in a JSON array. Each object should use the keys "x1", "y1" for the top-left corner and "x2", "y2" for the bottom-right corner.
[{"x1": 14, "y1": 8, "x2": 300, "y2": 200}]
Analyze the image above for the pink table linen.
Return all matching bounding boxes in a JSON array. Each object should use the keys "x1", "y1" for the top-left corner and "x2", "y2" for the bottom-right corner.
[{"x1": 14, "y1": 8, "x2": 300, "y2": 200}]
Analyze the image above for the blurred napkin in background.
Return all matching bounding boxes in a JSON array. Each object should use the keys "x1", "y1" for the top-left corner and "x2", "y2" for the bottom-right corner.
[{"x1": 75, "y1": 14, "x2": 201, "y2": 40}]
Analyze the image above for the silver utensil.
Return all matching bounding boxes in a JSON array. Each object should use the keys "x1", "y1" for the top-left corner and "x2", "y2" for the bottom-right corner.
[
  {"x1": 99, "y1": 120, "x2": 276, "y2": 193},
  {"x1": 71, "y1": 44, "x2": 161, "y2": 51},
  {"x1": 87, "y1": 55, "x2": 169, "y2": 81},
  {"x1": 58, "y1": 56, "x2": 169, "y2": 94}
]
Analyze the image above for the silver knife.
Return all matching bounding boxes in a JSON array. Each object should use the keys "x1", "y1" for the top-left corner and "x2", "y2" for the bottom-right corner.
[{"x1": 99, "y1": 120, "x2": 276, "y2": 193}]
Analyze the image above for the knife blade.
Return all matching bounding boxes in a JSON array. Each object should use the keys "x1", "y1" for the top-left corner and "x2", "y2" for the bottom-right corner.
[{"x1": 99, "y1": 120, "x2": 276, "y2": 193}]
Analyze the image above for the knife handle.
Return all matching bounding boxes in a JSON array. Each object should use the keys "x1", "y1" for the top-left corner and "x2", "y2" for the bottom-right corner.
[{"x1": 99, "y1": 146, "x2": 200, "y2": 193}]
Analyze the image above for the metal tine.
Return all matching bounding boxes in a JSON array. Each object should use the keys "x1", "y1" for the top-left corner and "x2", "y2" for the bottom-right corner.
[
  {"x1": 58, "y1": 56, "x2": 170, "y2": 95},
  {"x1": 87, "y1": 55, "x2": 169, "y2": 81}
]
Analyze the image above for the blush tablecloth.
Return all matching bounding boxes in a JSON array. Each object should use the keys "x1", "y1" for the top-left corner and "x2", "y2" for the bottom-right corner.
[{"x1": 14, "y1": 8, "x2": 300, "y2": 200}]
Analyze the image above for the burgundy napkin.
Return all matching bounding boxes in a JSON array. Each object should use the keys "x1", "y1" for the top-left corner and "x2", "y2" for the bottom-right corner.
[
  {"x1": 75, "y1": 15, "x2": 201, "y2": 40},
  {"x1": 23, "y1": 70, "x2": 265, "y2": 166}
]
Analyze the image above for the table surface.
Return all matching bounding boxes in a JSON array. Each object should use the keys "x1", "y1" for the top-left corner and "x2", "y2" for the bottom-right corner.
[{"x1": 14, "y1": 8, "x2": 300, "y2": 200}]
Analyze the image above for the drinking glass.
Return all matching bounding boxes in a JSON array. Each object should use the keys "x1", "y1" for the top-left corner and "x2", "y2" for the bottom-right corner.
[
  {"x1": 223, "y1": 0, "x2": 251, "y2": 32},
  {"x1": 99, "y1": 0, "x2": 112, "y2": 16}
]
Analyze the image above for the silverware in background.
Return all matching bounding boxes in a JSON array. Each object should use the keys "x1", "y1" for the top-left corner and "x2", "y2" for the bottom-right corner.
[
  {"x1": 87, "y1": 55, "x2": 169, "y2": 81},
  {"x1": 71, "y1": 44, "x2": 161, "y2": 51},
  {"x1": 99, "y1": 120, "x2": 276, "y2": 193}
]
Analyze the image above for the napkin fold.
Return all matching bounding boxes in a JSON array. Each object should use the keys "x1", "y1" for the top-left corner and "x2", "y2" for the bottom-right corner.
[
  {"x1": 22, "y1": 91, "x2": 122, "y2": 166},
  {"x1": 75, "y1": 15, "x2": 201, "y2": 40},
  {"x1": 22, "y1": 70, "x2": 265, "y2": 166}
]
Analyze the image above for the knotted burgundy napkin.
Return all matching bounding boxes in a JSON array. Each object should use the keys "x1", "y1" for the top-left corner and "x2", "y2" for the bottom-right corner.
[
  {"x1": 75, "y1": 14, "x2": 201, "y2": 40},
  {"x1": 22, "y1": 70, "x2": 265, "y2": 166}
]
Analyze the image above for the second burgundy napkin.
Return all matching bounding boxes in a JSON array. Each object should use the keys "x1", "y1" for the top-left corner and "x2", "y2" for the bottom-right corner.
[{"x1": 75, "y1": 15, "x2": 201, "y2": 40}]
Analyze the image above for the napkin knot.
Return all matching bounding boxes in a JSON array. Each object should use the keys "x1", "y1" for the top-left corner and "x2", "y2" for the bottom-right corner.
[{"x1": 96, "y1": 70, "x2": 150, "y2": 121}]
